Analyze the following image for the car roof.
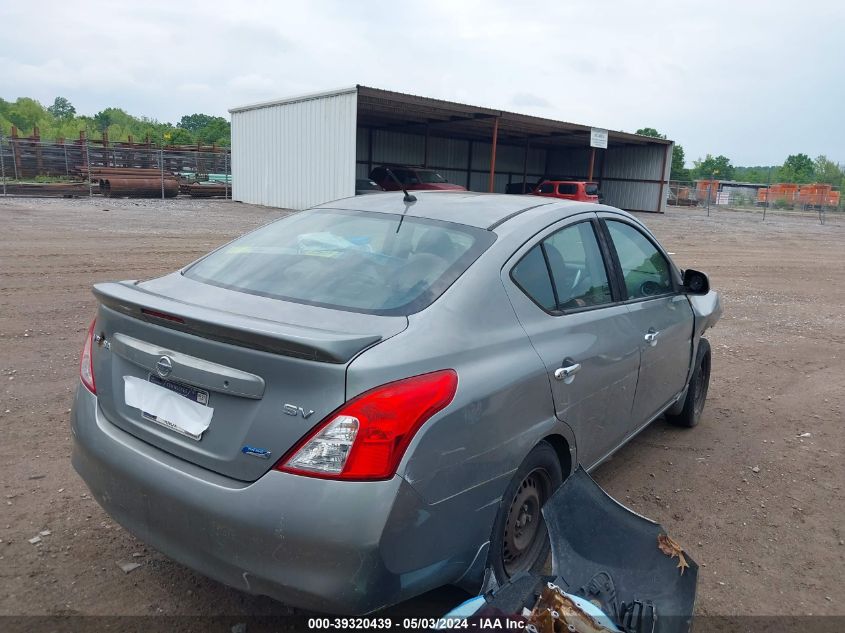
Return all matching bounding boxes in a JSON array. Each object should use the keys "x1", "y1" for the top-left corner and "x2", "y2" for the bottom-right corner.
[{"x1": 315, "y1": 191, "x2": 593, "y2": 231}]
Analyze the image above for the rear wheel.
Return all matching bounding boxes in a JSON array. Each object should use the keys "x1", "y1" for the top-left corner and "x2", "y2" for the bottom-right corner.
[
  {"x1": 667, "y1": 338, "x2": 711, "y2": 428},
  {"x1": 489, "y1": 442, "x2": 563, "y2": 582}
]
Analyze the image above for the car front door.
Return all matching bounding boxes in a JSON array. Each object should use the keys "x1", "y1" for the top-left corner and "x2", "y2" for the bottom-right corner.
[
  {"x1": 599, "y1": 214, "x2": 695, "y2": 426},
  {"x1": 502, "y1": 214, "x2": 641, "y2": 468}
]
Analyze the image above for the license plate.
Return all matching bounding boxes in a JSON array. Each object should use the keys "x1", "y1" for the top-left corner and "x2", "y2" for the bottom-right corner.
[{"x1": 142, "y1": 374, "x2": 210, "y2": 440}]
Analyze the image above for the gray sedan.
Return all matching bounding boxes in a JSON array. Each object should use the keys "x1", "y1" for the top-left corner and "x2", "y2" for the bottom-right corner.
[{"x1": 71, "y1": 191, "x2": 720, "y2": 614}]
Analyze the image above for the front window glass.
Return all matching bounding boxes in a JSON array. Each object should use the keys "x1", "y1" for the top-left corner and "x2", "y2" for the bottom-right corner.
[
  {"x1": 606, "y1": 220, "x2": 673, "y2": 299},
  {"x1": 538, "y1": 182, "x2": 555, "y2": 193},
  {"x1": 185, "y1": 210, "x2": 494, "y2": 315}
]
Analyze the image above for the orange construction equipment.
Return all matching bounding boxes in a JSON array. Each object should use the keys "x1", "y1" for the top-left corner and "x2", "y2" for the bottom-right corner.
[
  {"x1": 695, "y1": 180, "x2": 719, "y2": 202},
  {"x1": 798, "y1": 183, "x2": 834, "y2": 207},
  {"x1": 757, "y1": 183, "x2": 840, "y2": 208},
  {"x1": 757, "y1": 183, "x2": 799, "y2": 206}
]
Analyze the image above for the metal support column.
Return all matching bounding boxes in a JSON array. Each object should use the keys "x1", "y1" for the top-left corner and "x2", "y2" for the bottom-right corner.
[
  {"x1": 367, "y1": 127, "x2": 373, "y2": 176},
  {"x1": 656, "y1": 144, "x2": 670, "y2": 213},
  {"x1": 84, "y1": 135, "x2": 92, "y2": 199},
  {"x1": 588, "y1": 147, "x2": 596, "y2": 181},
  {"x1": 521, "y1": 138, "x2": 530, "y2": 193},
  {"x1": 423, "y1": 124, "x2": 430, "y2": 168},
  {"x1": 488, "y1": 117, "x2": 499, "y2": 193},
  {"x1": 225, "y1": 151, "x2": 229, "y2": 200},
  {"x1": 1, "y1": 133, "x2": 6, "y2": 196},
  {"x1": 466, "y1": 140, "x2": 473, "y2": 190}
]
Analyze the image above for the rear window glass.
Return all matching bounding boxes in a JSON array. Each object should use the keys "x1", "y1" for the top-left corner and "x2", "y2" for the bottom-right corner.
[
  {"x1": 417, "y1": 170, "x2": 447, "y2": 183},
  {"x1": 184, "y1": 209, "x2": 495, "y2": 316},
  {"x1": 557, "y1": 184, "x2": 577, "y2": 195},
  {"x1": 511, "y1": 245, "x2": 556, "y2": 311}
]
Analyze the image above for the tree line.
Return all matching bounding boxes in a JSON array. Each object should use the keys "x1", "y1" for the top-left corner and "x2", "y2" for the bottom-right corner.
[
  {"x1": 0, "y1": 96, "x2": 230, "y2": 147},
  {"x1": 636, "y1": 128, "x2": 843, "y2": 187}
]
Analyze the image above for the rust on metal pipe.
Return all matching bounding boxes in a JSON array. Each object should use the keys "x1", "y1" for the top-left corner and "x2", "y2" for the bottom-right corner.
[
  {"x1": 100, "y1": 177, "x2": 178, "y2": 198},
  {"x1": 488, "y1": 116, "x2": 499, "y2": 193}
]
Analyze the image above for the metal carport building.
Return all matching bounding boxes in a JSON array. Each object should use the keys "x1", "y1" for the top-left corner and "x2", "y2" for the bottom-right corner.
[{"x1": 230, "y1": 85, "x2": 673, "y2": 212}]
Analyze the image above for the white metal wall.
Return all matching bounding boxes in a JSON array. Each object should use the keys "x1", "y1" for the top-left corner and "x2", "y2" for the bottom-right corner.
[
  {"x1": 231, "y1": 88, "x2": 357, "y2": 210},
  {"x1": 602, "y1": 143, "x2": 670, "y2": 213}
]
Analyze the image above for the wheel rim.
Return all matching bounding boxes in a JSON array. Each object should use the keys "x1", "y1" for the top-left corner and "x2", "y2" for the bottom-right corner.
[
  {"x1": 502, "y1": 468, "x2": 551, "y2": 576},
  {"x1": 692, "y1": 354, "x2": 710, "y2": 419}
]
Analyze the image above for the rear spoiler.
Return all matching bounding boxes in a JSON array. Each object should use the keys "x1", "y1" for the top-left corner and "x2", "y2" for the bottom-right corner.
[{"x1": 93, "y1": 282, "x2": 382, "y2": 364}]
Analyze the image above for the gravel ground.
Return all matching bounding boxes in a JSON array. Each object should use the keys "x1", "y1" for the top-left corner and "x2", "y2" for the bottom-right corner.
[{"x1": 0, "y1": 197, "x2": 842, "y2": 620}]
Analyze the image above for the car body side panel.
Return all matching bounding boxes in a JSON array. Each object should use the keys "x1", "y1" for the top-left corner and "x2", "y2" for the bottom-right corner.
[
  {"x1": 345, "y1": 235, "x2": 571, "y2": 586},
  {"x1": 498, "y1": 213, "x2": 641, "y2": 468},
  {"x1": 625, "y1": 295, "x2": 695, "y2": 423},
  {"x1": 348, "y1": 248, "x2": 567, "y2": 506}
]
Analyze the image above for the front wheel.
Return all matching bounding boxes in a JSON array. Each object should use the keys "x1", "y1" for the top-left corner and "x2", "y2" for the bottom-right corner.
[
  {"x1": 667, "y1": 338, "x2": 711, "y2": 428},
  {"x1": 489, "y1": 442, "x2": 563, "y2": 583}
]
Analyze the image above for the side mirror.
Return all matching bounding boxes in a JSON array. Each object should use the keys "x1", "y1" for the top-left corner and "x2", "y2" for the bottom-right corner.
[{"x1": 682, "y1": 269, "x2": 710, "y2": 295}]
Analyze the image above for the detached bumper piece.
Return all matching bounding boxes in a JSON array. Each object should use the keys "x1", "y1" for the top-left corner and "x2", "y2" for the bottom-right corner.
[{"x1": 447, "y1": 468, "x2": 698, "y2": 633}]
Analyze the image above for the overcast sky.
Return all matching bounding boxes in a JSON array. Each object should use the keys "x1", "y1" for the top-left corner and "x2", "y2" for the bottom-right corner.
[{"x1": 2, "y1": 0, "x2": 842, "y2": 166}]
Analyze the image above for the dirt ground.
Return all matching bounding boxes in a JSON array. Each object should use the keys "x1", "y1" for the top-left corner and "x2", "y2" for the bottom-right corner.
[{"x1": 0, "y1": 197, "x2": 842, "y2": 619}]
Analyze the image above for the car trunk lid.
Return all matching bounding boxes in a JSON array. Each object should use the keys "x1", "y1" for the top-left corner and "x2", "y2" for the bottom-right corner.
[{"x1": 91, "y1": 274, "x2": 407, "y2": 481}]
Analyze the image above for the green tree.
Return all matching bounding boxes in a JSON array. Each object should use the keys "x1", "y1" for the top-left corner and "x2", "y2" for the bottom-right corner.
[
  {"x1": 670, "y1": 144, "x2": 689, "y2": 181},
  {"x1": 93, "y1": 107, "x2": 134, "y2": 133},
  {"x1": 178, "y1": 113, "x2": 230, "y2": 146},
  {"x1": 733, "y1": 165, "x2": 777, "y2": 183},
  {"x1": 178, "y1": 113, "x2": 218, "y2": 133},
  {"x1": 692, "y1": 154, "x2": 734, "y2": 180},
  {"x1": 164, "y1": 127, "x2": 194, "y2": 145},
  {"x1": 812, "y1": 155, "x2": 843, "y2": 186},
  {"x1": 47, "y1": 96, "x2": 76, "y2": 120},
  {"x1": 779, "y1": 153, "x2": 815, "y2": 183},
  {"x1": 635, "y1": 127, "x2": 665, "y2": 138},
  {"x1": 6, "y1": 97, "x2": 47, "y2": 133}
]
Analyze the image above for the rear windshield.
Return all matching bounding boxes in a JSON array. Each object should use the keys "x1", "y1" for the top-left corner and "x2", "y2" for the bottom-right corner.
[
  {"x1": 417, "y1": 170, "x2": 447, "y2": 183},
  {"x1": 184, "y1": 209, "x2": 495, "y2": 316},
  {"x1": 585, "y1": 183, "x2": 599, "y2": 195}
]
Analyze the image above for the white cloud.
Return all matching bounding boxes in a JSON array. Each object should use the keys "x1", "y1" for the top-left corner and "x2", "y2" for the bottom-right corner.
[{"x1": 1, "y1": 0, "x2": 843, "y2": 165}]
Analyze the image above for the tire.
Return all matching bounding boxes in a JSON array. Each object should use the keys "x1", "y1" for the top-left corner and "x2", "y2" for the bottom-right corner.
[
  {"x1": 489, "y1": 441, "x2": 563, "y2": 583},
  {"x1": 667, "y1": 338, "x2": 711, "y2": 428}
]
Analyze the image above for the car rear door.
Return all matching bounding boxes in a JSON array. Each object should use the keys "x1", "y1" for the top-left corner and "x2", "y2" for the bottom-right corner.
[
  {"x1": 598, "y1": 213, "x2": 694, "y2": 425},
  {"x1": 501, "y1": 213, "x2": 641, "y2": 468}
]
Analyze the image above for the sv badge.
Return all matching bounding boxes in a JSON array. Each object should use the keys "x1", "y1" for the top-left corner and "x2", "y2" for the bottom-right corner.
[{"x1": 283, "y1": 403, "x2": 314, "y2": 419}]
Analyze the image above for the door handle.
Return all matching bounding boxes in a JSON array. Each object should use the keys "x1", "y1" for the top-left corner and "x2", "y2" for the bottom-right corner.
[
  {"x1": 554, "y1": 362, "x2": 582, "y2": 383},
  {"x1": 644, "y1": 329, "x2": 660, "y2": 347}
]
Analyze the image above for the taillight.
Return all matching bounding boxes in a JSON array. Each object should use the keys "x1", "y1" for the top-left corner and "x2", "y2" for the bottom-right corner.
[
  {"x1": 277, "y1": 370, "x2": 458, "y2": 481},
  {"x1": 80, "y1": 318, "x2": 96, "y2": 394}
]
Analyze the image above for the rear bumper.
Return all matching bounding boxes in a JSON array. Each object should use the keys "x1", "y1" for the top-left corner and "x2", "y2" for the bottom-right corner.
[{"x1": 70, "y1": 385, "x2": 475, "y2": 614}]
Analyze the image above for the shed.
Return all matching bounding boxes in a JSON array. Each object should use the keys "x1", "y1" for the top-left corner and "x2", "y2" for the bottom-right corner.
[{"x1": 229, "y1": 85, "x2": 673, "y2": 212}]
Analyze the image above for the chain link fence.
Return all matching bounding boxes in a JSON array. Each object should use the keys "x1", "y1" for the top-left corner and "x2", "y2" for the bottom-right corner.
[
  {"x1": 0, "y1": 135, "x2": 231, "y2": 200},
  {"x1": 667, "y1": 180, "x2": 842, "y2": 224}
]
